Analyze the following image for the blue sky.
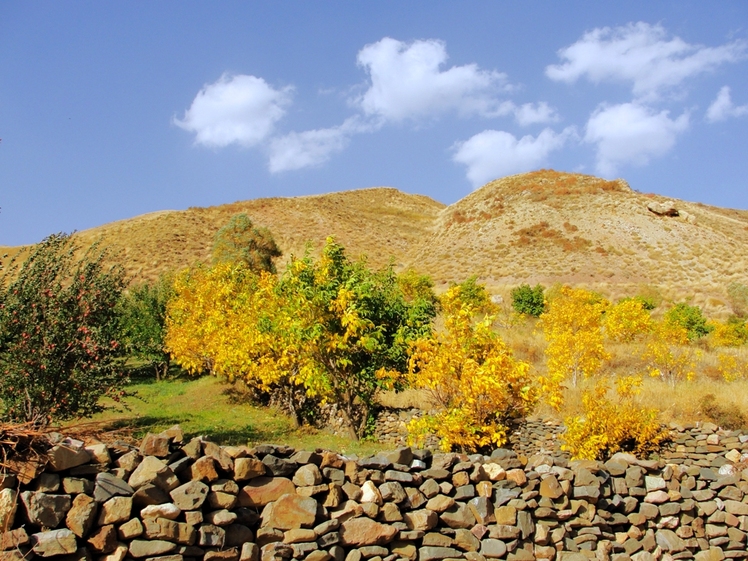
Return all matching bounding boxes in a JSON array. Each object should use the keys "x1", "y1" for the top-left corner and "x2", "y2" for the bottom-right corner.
[{"x1": 1, "y1": 2, "x2": 747, "y2": 246}]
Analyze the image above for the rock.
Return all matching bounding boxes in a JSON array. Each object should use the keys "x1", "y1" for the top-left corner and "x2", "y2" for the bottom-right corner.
[
  {"x1": 647, "y1": 201, "x2": 679, "y2": 217},
  {"x1": 234, "y1": 458, "x2": 266, "y2": 481},
  {"x1": 403, "y1": 510, "x2": 438, "y2": 532},
  {"x1": 198, "y1": 524, "x2": 225, "y2": 548},
  {"x1": 97, "y1": 496, "x2": 132, "y2": 525},
  {"x1": 65, "y1": 493, "x2": 97, "y2": 537},
  {"x1": 0, "y1": 489, "x2": 17, "y2": 531},
  {"x1": 454, "y1": 529, "x2": 480, "y2": 552},
  {"x1": 425, "y1": 495, "x2": 454, "y2": 513},
  {"x1": 655, "y1": 529, "x2": 686, "y2": 552},
  {"x1": 62, "y1": 477, "x2": 94, "y2": 495},
  {"x1": 129, "y1": 540, "x2": 178, "y2": 558},
  {"x1": 293, "y1": 464, "x2": 322, "y2": 487},
  {"x1": 479, "y1": 539, "x2": 507, "y2": 558},
  {"x1": 21, "y1": 491, "x2": 72, "y2": 529},
  {"x1": 340, "y1": 518, "x2": 398, "y2": 546},
  {"x1": 118, "y1": 518, "x2": 144, "y2": 540},
  {"x1": 238, "y1": 478, "x2": 295, "y2": 508},
  {"x1": 203, "y1": 441, "x2": 234, "y2": 473},
  {"x1": 94, "y1": 473, "x2": 135, "y2": 503},
  {"x1": 206, "y1": 509, "x2": 238, "y2": 526},
  {"x1": 262, "y1": 456, "x2": 295, "y2": 477},
  {"x1": 440, "y1": 504, "x2": 476, "y2": 529},
  {"x1": 141, "y1": 503, "x2": 181, "y2": 520},
  {"x1": 240, "y1": 543, "x2": 259, "y2": 561},
  {"x1": 32, "y1": 529, "x2": 78, "y2": 557},
  {"x1": 170, "y1": 481, "x2": 209, "y2": 511},
  {"x1": 140, "y1": 434, "x2": 172, "y2": 458},
  {"x1": 84, "y1": 442, "x2": 111, "y2": 465},
  {"x1": 87, "y1": 524, "x2": 118, "y2": 554},
  {"x1": 133, "y1": 484, "x2": 171, "y2": 507},
  {"x1": 47, "y1": 439, "x2": 91, "y2": 472},
  {"x1": 418, "y1": 547, "x2": 461, "y2": 561},
  {"x1": 0, "y1": 528, "x2": 29, "y2": 551},
  {"x1": 539, "y1": 475, "x2": 563, "y2": 499},
  {"x1": 128, "y1": 457, "x2": 179, "y2": 492},
  {"x1": 360, "y1": 481, "x2": 382, "y2": 505},
  {"x1": 261, "y1": 494, "x2": 317, "y2": 530},
  {"x1": 100, "y1": 544, "x2": 129, "y2": 561},
  {"x1": 467, "y1": 497, "x2": 495, "y2": 525}
]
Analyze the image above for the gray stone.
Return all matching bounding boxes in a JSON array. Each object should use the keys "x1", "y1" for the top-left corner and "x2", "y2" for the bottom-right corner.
[
  {"x1": 479, "y1": 539, "x2": 507, "y2": 558},
  {"x1": 129, "y1": 540, "x2": 178, "y2": 558},
  {"x1": 0, "y1": 489, "x2": 17, "y2": 531},
  {"x1": 97, "y1": 496, "x2": 132, "y2": 525},
  {"x1": 21, "y1": 491, "x2": 72, "y2": 529},
  {"x1": 198, "y1": 524, "x2": 226, "y2": 548},
  {"x1": 47, "y1": 439, "x2": 91, "y2": 472},
  {"x1": 94, "y1": 472, "x2": 134, "y2": 503},
  {"x1": 418, "y1": 547, "x2": 461, "y2": 561},
  {"x1": 128, "y1": 457, "x2": 179, "y2": 492}
]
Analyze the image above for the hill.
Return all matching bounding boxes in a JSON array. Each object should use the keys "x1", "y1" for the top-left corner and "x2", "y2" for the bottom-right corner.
[{"x1": 3, "y1": 170, "x2": 748, "y2": 316}]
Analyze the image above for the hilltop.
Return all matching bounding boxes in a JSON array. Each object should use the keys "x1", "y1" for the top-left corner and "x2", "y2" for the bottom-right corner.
[{"x1": 3, "y1": 170, "x2": 748, "y2": 316}]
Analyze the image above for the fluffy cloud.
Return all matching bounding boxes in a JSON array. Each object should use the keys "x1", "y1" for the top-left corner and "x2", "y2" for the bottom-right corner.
[
  {"x1": 354, "y1": 37, "x2": 512, "y2": 122},
  {"x1": 267, "y1": 117, "x2": 373, "y2": 173},
  {"x1": 706, "y1": 86, "x2": 748, "y2": 122},
  {"x1": 513, "y1": 102, "x2": 560, "y2": 126},
  {"x1": 174, "y1": 74, "x2": 293, "y2": 147},
  {"x1": 585, "y1": 102, "x2": 689, "y2": 176},
  {"x1": 546, "y1": 22, "x2": 747, "y2": 100},
  {"x1": 452, "y1": 127, "x2": 576, "y2": 188}
]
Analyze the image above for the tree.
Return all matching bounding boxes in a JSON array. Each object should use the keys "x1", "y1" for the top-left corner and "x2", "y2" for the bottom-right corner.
[
  {"x1": 604, "y1": 298, "x2": 652, "y2": 342},
  {"x1": 539, "y1": 286, "x2": 609, "y2": 409},
  {"x1": 511, "y1": 284, "x2": 545, "y2": 317},
  {"x1": 274, "y1": 238, "x2": 437, "y2": 438},
  {"x1": 643, "y1": 320, "x2": 699, "y2": 386},
  {"x1": 118, "y1": 273, "x2": 174, "y2": 379},
  {"x1": 664, "y1": 302, "x2": 712, "y2": 341},
  {"x1": 212, "y1": 214, "x2": 281, "y2": 273},
  {"x1": 0, "y1": 233, "x2": 128, "y2": 424},
  {"x1": 405, "y1": 282, "x2": 537, "y2": 453}
]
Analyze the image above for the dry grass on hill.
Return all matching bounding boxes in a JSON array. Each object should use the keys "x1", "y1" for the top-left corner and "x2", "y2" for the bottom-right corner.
[{"x1": 3, "y1": 169, "x2": 748, "y2": 318}]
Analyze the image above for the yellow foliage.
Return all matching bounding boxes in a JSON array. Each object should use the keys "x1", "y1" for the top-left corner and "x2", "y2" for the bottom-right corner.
[
  {"x1": 716, "y1": 350, "x2": 748, "y2": 382},
  {"x1": 562, "y1": 376, "x2": 667, "y2": 460},
  {"x1": 643, "y1": 320, "x2": 700, "y2": 386},
  {"x1": 539, "y1": 286, "x2": 610, "y2": 409},
  {"x1": 406, "y1": 284, "x2": 537, "y2": 453},
  {"x1": 709, "y1": 320, "x2": 748, "y2": 348},
  {"x1": 605, "y1": 299, "x2": 651, "y2": 342}
]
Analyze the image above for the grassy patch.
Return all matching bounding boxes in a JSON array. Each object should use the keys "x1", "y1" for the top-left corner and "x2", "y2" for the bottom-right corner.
[{"x1": 85, "y1": 375, "x2": 389, "y2": 456}]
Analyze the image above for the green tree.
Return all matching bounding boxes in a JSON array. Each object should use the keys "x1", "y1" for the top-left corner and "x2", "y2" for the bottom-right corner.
[
  {"x1": 276, "y1": 238, "x2": 437, "y2": 439},
  {"x1": 665, "y1": 302, "x2": 713, "y2": 341},
  {"x1": 119, "y1": 273, "x2": 174, "y2": 380},
  {"x1": 0, "y1": 233, "x2": 128, "y2": 425},
  {"x1": 511, "y1": 283, "x2": 545, "y2": 317},
  {"x1": 212, "y1": 214, "x2": 281, "y2": 273}
]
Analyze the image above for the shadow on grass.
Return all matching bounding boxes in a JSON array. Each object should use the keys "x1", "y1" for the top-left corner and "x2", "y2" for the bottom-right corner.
[
  {"x1": 100, "y1": 415, "x2": 288, "y2": 446},
  {"x1": 123, "y1": 363, "x2": 195, "y2": 385}
]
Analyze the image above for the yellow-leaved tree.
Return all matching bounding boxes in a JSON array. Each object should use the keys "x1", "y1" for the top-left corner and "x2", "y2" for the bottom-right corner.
[
  {"x1": 539, "y1": 286, "x2": 610, "y2": 409},
  {"x1": 604, "y1": 298, "x2": 652, "y2": 342},
  {"x1": 643, "y1": 320, "x2": 700, "y2": 386},
  {"x1": 562, "y1": 375, "x2": 667, "y2": 460},
  {"x1": 405, "y1": 279, "x2": 537, "y2": 453}
]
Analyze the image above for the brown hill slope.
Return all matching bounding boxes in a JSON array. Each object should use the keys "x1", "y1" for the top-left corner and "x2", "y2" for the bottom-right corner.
[
  {"x1": 3, "y1": 171, "x2": 747, "y2": 316},
  {"x1": 0, "y1": 188, "x2": 444, "y2": 284},
  {"x1": 406, "y1": 170, "x2": 748, "y2": 315}
]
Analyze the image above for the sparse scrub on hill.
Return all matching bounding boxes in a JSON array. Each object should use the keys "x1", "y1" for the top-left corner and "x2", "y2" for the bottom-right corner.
[
  {"x1": 212, "y1": 213, "x2": 281, "y2": 273},
  {"x1": 0, "y1": 233, "x2": 128, "y2": 425}
]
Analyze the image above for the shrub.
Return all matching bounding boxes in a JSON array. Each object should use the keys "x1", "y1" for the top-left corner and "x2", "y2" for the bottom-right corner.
[
  {"x1": 665, "y1": 302, "x2": 713, "y2": 341},
  {"x1": 118, "y1": 273, "x2": 174, "y2": 379},
  {"x1": 539, "y1": 286, "x2": 609, "y2": 409},
  {"x1": 605, "y1": 298, "x2": 651, "y2": 342},
  {"x1": 643, "y1": 321, "x2": 700, "y2": 386},
  {"x1": 0, "y1": 234, "x2": 128, "y2": 424},
  {"x1": 727, "y1": 282, "x2": 748, "y2": 318},
  {"x1": 511, "y1": 283, "x2": 545, "y2": 317},
  {"x1": 699, "y1": 393, "x2": 746, "y2": 429},
  {"x1": 212, "y1": 213, "x2": 281, "y2": 273},
  {"x1": 562, "y1": 376, "x2": 667, "y2": 460},
  {"x1": 406, "y1": 282, "x2": 537, "y2": 453}
]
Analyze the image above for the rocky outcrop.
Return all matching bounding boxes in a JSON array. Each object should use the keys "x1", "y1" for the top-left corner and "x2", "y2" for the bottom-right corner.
[{"x1": 0, "y1": 424, "x2": 747, "y2": 561}]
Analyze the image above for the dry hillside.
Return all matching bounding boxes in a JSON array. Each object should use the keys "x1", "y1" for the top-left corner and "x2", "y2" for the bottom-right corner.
[{"x1": 3, "y1": 170, "x2": 747, "y2": 316}]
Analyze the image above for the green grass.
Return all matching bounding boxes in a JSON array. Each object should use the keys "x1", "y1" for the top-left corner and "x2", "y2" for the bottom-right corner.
[{"x1": 84, "y1": 374, "x2": 389, "y2": 456}]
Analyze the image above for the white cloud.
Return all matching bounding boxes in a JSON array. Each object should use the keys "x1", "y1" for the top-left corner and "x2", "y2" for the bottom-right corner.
[
  {"x1": 546, "y1": 22, "x2": 747, "y2": 100},
  {"x1": 584, "y1": 102, "x2": 689, "y2": 176},
  {"x1": 354, "y1": 37, "x2": 512, "y2": 122},
  {"x1": 174, "y1": 74, "x2": 293, "y2": 147},
  {"x1": 267, "y1": 117, "x2": 376, "y2": 173},
  {"x1": 706, "y1": 86, "x2": 748, "y2": 122},
  {"x1": 452, "y1": 127, "x2": 576, "y2": 188},
  {"x1": 513, "y1": 102, "x2": 560, "y2": 126}
]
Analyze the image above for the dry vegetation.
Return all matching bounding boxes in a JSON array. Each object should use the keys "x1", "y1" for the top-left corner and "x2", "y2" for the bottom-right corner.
[{"x1": 3, "y1": 169, "x2": 748, "y2": 316}]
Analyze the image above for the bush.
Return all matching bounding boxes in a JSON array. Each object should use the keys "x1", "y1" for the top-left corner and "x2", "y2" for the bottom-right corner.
[
  {"x1": 0, "y1": 234, "x2": 128, "y2": 424},
  {"x1": 699, "y1": 393, "x2": 746, "y2": 429},
  {"x1": 562, "y1": 376, "x2": 667, "y2": 460},
  {"x1": 511, "y1": 283, "x2": 545, "y2": 317},
  {"x1": 118, "y1": 274, "x2": 174, "y2": 379},
  {"x1": 212, "y1": 213, "x2": 281, "y2": 273},
  {"x1": 665, "y1": 302, "x2": 713, "y2": 341}
]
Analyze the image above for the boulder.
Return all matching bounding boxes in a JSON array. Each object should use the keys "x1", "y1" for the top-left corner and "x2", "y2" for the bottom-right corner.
[
  {"x1": 340, "y1": 518, "x2": 398, "y2": 546},
  {"x1": 32, "y1": 529, "x2": 78, "y2": 557},
  {"x1": 65, "y1": 493, "x2": 97, "y2": 537},
  {"x1": 21, "y1": 491, "x2": 72, "y2": 529},
  {"x1": 260, "y1": 494, "x2": 317, "y2": 530}
]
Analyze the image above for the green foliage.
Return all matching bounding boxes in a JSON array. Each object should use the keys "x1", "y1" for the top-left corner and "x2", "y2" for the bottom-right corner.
[
  {"x1": 118, "y1": 274, "x2": 174, "y2": 379},
  {"x1": 665, "y1": 302, "x2": 713, "y2": 341},
  {"x1": 621, "y1": 295, "x2": 658, "y2": 311},
  {"x1": 212, "y1": 213, "x2": 281, "y2": 273},
  {"x1": 0, "y1": 233, "x2": 128, "y2": 424},
  {"x1": 727, "y1": 282, "x2": 748, "y2": 318},
  {"x1": 449, "y1": 277, "x2": 494, "y2": 314},
  {"x1": 511, "y1": 283, "x2": 545, "y2": 317},
  {"x1": 277, "y1": 238, "x2": 438, "y2": 439}
]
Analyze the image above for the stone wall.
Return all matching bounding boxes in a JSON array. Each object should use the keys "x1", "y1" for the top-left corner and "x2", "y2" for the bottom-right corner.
[{"x1": 1, "y1": 424, "x2": 747, "y2": 561}]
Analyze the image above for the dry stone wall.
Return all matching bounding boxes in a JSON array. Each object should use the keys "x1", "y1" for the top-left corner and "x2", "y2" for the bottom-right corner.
[{"x1": 1, "y1": 424, "x2": 747, "y2": 561}]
